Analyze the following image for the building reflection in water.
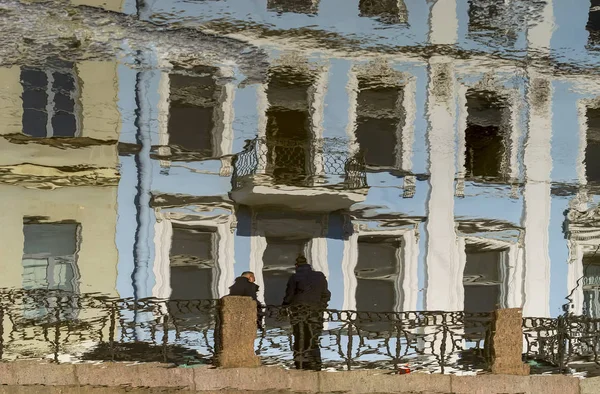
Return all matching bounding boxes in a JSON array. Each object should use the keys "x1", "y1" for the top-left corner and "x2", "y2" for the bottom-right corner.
[
  {"x1": 358, "y1": 0, "x2": 408, "y2": 25},
  {"x1": 5, "y1": 0, "x2": 600, "y2": 354},
  {"x1": 267, "y1": 0, "x2": 319, "y2": 15}
]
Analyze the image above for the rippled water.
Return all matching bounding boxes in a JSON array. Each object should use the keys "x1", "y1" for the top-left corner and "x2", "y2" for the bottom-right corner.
[{"x1": 2, "y1": 0, "x2": 600, "y2": 364}]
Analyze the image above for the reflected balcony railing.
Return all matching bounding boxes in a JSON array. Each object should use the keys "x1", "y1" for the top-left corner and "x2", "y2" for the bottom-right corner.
[
  {"x1": 8, "y1": 289, "x2": 600, "y2": 375},
  {"x1": 231, "y1": 137, "x2": 368, "y2": 190}
]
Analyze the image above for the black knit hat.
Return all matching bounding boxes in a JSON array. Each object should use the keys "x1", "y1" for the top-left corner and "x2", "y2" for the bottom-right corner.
[{"x1": 295, "y1": 254, "x2": 308, "y2": 265}]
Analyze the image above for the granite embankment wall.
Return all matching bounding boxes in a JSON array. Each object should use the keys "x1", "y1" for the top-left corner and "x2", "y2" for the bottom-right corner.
[{"x1": 0, "y1": 361, "x2": 597, "y2": 394}]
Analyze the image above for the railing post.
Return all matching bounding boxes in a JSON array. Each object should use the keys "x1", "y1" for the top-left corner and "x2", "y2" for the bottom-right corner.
[
  {"x1": 216, "y1": 296, "x2": 260, "y2": 368},
  {"x1": 490, "y1": 308, "x2": 530, "y2": 375}
]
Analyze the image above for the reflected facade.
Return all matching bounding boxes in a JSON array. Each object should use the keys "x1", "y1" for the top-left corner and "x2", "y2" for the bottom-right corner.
[{"x1": 4, "y1": 0, "x2": 600, "y2": 342}]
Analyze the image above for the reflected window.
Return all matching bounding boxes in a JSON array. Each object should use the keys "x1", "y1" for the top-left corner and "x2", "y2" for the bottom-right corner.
[
  {"x1": 582, "y1": 254, "x2": 600, "y2": 318},
  {"x1": 465, "y1": 90, "x2": 509, "y2": 180},
  {"x1": 463, "y1": 245, "x2": 507, "y2": 313},
  {"x1": 20, "y1": 62, "x2": 80, "y2": 138},
  {"x1": 467, "y1": 0, "x2": 517, "y2": 47},
  {"x1": 587, "y1": 0, "x2": 600, "y2": 46},
  {"x1": 262, "y1": 236, "x2": 309, "y2": 307},
  {"x1": 21, "y1": 221, "x2": 81, "y2": 320},
  {"x1": 355, "y1": 235, "x2": 402, "y2": 312},
  {"x1": 585, "y1": 107, "x2": 600, "y2": 184},
  {"x1": 265, "y1": 67, "x2": 315, "y2": 185},
  {"x1": 267, "y1": 0, "x2": 319, "y2": 15},
  {"x1": 355, "y1": 79, "x2": 404, "y2": 170},
  {"x1": 168, "y1": 66, "x2": 223, "y2": 157},
  {"x1": 358, "y1": 0, "x2": 408, "y2": 25},
  {"x1": 169, "y1": 226, "x2": 218, "y2": 302}
]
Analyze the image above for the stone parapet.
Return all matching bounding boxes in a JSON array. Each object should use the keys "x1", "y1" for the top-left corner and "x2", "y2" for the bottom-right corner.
[{"x1": 0, "y1": 362, "x2": 586, "y2": 393}]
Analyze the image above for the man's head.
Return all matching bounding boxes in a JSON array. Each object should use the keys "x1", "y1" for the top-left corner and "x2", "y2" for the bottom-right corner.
[
  {"x1": 295, "y1": 254, "x2": 309, "y2": 268},
  {"x1": 241, "y1": 271, "x2": 255, "y2": 283}
]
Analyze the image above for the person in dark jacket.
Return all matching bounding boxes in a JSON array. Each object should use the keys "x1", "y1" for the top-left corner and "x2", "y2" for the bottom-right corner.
[
  {"x1": 229, "y1": 271, "x2": 262, "y2": 328},
  {"x1": 282, "y1": 255, "x2": 331, "y2": 371},
  {"x1": 229, "y1": 271, "x2": 259, "y2": 301}
]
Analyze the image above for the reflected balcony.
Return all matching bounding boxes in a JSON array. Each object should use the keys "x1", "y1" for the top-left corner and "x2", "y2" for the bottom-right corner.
[{"x1": 230, "y1": 137, "x2": 368, "y2": 212}]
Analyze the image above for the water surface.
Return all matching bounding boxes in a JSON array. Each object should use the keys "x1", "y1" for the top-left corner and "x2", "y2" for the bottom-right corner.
[{"x1": 2, "y1": 0, "x2": 600, "y2": 364}]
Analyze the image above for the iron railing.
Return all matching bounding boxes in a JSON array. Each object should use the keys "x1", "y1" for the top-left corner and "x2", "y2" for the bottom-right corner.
[
  {"x1": 0, "y1": 289, "x2": 491, "y2": 373},
  {"x1": 8, "y1": 289, "x2": 600, "y2": 376},
  {"x1": 0, "y1": 289, "x2": 218, "y2": 365},
  {"x1": 258, "y1": 306, "x2": 493, "y2": 373},
  {"x1": 523, "y1": 315, "x2": 600, "y2": 376},
  {"x1": 231, "y1": 137, "x2": 368, "y2": 189}
]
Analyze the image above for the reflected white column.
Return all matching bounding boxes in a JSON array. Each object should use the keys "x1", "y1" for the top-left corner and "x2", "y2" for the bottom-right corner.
[
  {"x1": 455, "y1": 84, "x2": 468, "y2": 198},
  {"x1": 255, "y1": 84, "x2": 269, "y2": 175},
  {"x1": 346, "y1": 68, "x2": 359, "y2": 155},
  {"x1": 311, "y1": 68, "x2": 329, "y2": 184},
  {"x1": 428, "y1": 0, "x2": 458, "y2": 45},
  {"x1": 506, "y1": 241, "x2": 525, "y2": 308},
  {"x1": 508, "y1": 91, "x2": 523, "y2": 184},
  {"x1": 522, "y1": 73, "x2": 553, "y2": 318},
  {"x1": 157, "y1": 71, "x2": 171, "y2": 170},
  {"x1": 568, "y1": 243, "x2": 585, "y2": 315},
  {"x1": 218, "y1": 67, "x2": 236, "y2": 156},
  {"x1": 309, "y1": 237, "x2": 329, "y2": 279},
  {"x1": 400, "y1": 228, "x2": 420, "y2": 311},
  {"x1": 249, "y1": 211, "x2": 268, "y2": 305},
  {"x1": 576, "y1": 101, "x2": 590, "y2": 192},
  {"x1": 216, "y1": 222, "x2": 235, "y2": 298},
  {"x1": 526, "y1": 0, "x2": 554, "y2": 52},
  {"x1": 152, "y1": 210, "x2": 173, "y2": 302},
  {"x1": 401, "y1": 77, "x2": 417, "y2": 197},
  {"x1": 341, "y1": 227, "x2": 359, "y2": 311},
  {"x1": 424, "y1": 57, "x2": 463, "y2": 311}
]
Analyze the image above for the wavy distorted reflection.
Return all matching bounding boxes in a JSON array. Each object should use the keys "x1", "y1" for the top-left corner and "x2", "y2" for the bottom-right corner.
[{"x1": 2, "y1": 0, "x2": 600, "y2": 370}]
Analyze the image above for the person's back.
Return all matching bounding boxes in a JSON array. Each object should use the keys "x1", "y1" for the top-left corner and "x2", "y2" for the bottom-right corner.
[
  {"x1": 283, "y1": 258, "x2": 331, "y2": 308},
  {"x1": 229, "y1": 272, "x2": 259, "y2": 302},
  {"x1": 283, "y1": 255, "x2": 330, "y2": 371}
]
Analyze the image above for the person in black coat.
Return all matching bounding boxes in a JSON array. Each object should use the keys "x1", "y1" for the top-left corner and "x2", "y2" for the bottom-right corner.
[
  {"x1": 282, "y1": 255, "x2": 331, "y2": 371},
  {"x1": 229, "y1": 271, "x2": 259, "y2": 301},
  {"x1": 229, "y1": 271, "x2": 262, "y2": 327}
]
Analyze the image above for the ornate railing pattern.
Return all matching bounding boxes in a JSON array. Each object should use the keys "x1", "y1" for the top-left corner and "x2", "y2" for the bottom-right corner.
[
  {"x1": 231, "y1": 137, "x2": 368, "y2": 189},
  {"x1": 7, "y1": 289, "x2": 600, "y2": 375},
  {"x1": 0, "y1": 289, "x2": 218, "y2": 365},
  {"x1": 523, "y1": 315, "x2": 600, "y2": 375},
  {"x1": 257, "y1": 306, "x2": 493, "y2": 373}
]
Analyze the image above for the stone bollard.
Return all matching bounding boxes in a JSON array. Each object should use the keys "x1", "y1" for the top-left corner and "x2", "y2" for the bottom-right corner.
[
  {"x1": 489, "y1": 308, "x2": 530, "y2": 375},
  {"x1": 215, "y1": 296, "x2": 261, "y2": 368}
]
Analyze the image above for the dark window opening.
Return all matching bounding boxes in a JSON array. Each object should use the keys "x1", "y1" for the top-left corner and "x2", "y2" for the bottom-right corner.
[
  {"x1": 467, "y1": 0, "x2": 518, "y2": 47},
  {"x1": 463, "y1": 247, "x2": 505, "y2": 313},
  {"x1": 265, "y1": 68, "x2": 315, "y2": 185},
  {"x1": 21, "y1": 222, "x2": 81, "y2": 321},
  {"x1": 267, "y1": 0, "x2": 319, "y2": 15},
  {"x1": 465, "y1": 90, "x2": 508, "y2": 180},
  {"x1": 586, "y1": 107, "x2": 600, "y2": 184},
  {"x1": 358, "y1": 0, "x2": 408, "y2": 25},
  {"x1": 169, "y1": 226, "x2": 217, "y2": 301},
  {"x1": 168, "y1": 66, "x2": 220, "y2": 157},
  {"x1": 355, "y1": 81, "x2": 404, "y2": 170},
  {"x1": 20, "y1": 63, "x2": 78, "y2": 138},
  {"x1": 587, "y1": 0, "x2": 600, "y2": 46},
  {"x1": 355, "y1": 235, "x2": 402, "y2": 312}
]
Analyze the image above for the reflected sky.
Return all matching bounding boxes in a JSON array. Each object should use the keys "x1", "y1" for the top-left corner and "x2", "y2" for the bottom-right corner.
[{"x1": 2, "y1": 0, "x2": 600, "y2": 321}]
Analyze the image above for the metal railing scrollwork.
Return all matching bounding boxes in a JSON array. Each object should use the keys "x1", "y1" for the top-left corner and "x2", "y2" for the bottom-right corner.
[{"x1": 231, "y1": 137, "x2": 368, "y2": 189}]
